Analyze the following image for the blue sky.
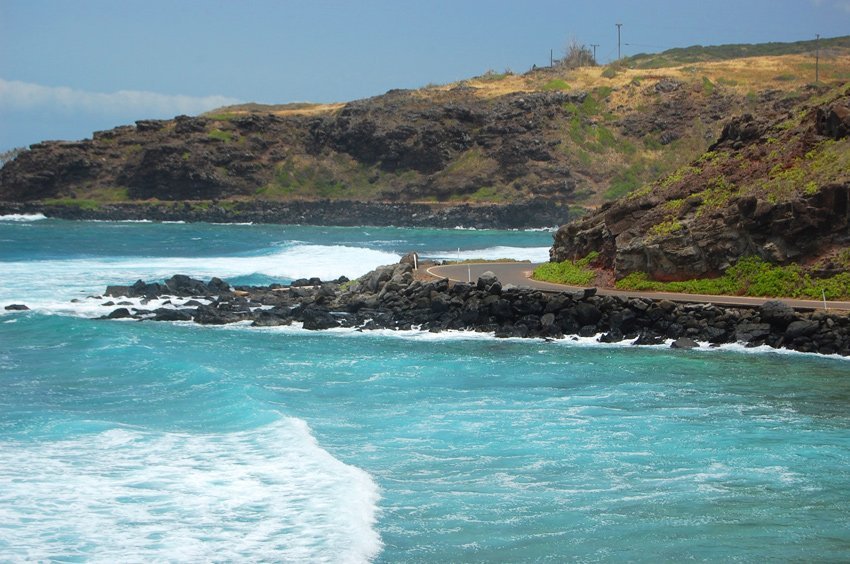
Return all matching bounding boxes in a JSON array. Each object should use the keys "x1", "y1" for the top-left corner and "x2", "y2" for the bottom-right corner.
[{"x1": 1, "y1": 0, "x2": 848, "y2": 152}]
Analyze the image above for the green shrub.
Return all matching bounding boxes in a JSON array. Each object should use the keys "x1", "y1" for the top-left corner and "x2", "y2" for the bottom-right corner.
[
  {"x1": 596, "y1": 126, "x2": 617, "y2": 148},
  {"x1": 649, "y1": 219, "x2": 683, "y2": 237},
  {"x1": 601, "y1": 66, "x2": 619, "y2": 79},
  {"x1": 605, "y1": 165, "x2": 644, "y2": 199},
  {"x1": 542, "y1": 79, "x2": 570, "y2": 91},
  {"x1": 207, "y1": 112, "x2": 238, "y2": 121},
  {"x1": 41, "y1": 198, "x2": 101, "y2": 211},
  {"x1": 208, "y1": 129, "x2": 233, "y2": 142},
  {"x1": 480, "y1": 69, "x2": 511, "y2": 81},
  {"x1": 616, "y1": 257, "x2": 850, "y2": 299},
  {"x1": 532, "y1": 251, "x2": 599, "y2": 286}
]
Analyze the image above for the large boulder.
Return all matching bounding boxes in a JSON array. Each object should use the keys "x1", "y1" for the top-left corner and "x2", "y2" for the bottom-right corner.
[
  {"x1": 106, "y1": 307, "x2": 132, "y2": 319},
  {"x1": 735, "y1": 322, "x2": 772, "y2": 344},
  {"x1": 476, "y1": 271, "x2": 499, "y2": 292},
  {"x1": 164, "y1": 275, "x2": 210, "y2": 297},
  {"x1": 784, "y1": 319, "x2": 819, "y2": 339},
  {"x1": 300, "y1": 305, "x2": 340, "y2": 330},
  {"x1": 816, "y1": 100, "x2": 850, "y2": 140},
  {"x1": 759, "y1": 300, "x2": 797, "y2": 328},
  {"x1": 574, "y1": 302, "x2": 602, "y2": 327}
]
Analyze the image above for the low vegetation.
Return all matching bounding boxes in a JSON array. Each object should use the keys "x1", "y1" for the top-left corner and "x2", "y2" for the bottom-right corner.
[
  {"x1": 532, "y1": 251, "x2": 599, "y2": 286},
  {"x1": 624, "y1": 36, "x2": 850, "y2": 68},
  {"x1": 616, "y1": 257, "x2": 850, "y2": 300}
]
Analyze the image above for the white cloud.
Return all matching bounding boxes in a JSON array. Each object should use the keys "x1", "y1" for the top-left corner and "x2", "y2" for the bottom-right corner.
[{"x1": 0, "y1": 79, "x2": 241, "y2": 117}]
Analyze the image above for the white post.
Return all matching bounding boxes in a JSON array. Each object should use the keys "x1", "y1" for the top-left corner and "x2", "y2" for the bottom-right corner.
[
  {"x1": 457, "y1": 247, "x2": 461, "y2": 264},
  {"x1": 468, "y1": 265, "x2": 472, "y2": 283},
  {"x1": 822, "y1": 289, "x2": 827, "y2": 311},
  {"x1": 413, "y1": 253, "x2": 418, "y2": 270}
]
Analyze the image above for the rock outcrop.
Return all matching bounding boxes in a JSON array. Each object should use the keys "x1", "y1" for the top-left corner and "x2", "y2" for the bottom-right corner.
[
  {"x1": 551, "y1": 87, "x2": 850, "y2": 280},
  {"x1": 92, "y1": 262, "x2": 850, "y2": 357}
]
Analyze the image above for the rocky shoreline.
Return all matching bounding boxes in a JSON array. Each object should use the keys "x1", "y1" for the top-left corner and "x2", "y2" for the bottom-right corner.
[
  {"x1": 0, "y1": 199, "x2": 567, "y2": 230},
  {"x1": 32, "y1": 258, "x2": 847, "y2": 358}
]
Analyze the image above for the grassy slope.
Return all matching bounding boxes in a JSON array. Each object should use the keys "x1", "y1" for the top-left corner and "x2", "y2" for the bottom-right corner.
[{"x1": 207, "y1": 36, "x2": 850, "y2": 207}]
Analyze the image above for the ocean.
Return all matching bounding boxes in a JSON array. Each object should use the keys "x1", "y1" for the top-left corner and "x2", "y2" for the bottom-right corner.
[{"x1": 1, "y1": 215, "x2": 849, "y2": 562}]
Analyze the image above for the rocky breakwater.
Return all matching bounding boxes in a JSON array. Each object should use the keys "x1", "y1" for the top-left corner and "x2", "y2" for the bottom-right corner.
[{"x1": 82, "y1": 260, "x2": 850, "y2": 357}]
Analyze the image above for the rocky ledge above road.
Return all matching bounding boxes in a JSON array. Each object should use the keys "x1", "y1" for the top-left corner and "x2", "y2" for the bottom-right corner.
[
  {"x1": 58, "y1": 260, "x2": 850, "y2": 357},
  {"x1": 550, "y1": 89, "x2": 850, "y2": 281}
]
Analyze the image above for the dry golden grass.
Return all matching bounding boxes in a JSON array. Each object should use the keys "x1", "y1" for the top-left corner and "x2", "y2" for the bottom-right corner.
[
  {"x1": 205, "y1": 52, "x2": 848, "y2": 120},
  {"x1": 267, "y1": 103, "x2": 346, "y2": 116},
  {"x1": 205, "y1": 102, "x2": 345, "y2": 118},
  {"x1": 435, "y1": 53, "x2": 850, "y2": 106}
]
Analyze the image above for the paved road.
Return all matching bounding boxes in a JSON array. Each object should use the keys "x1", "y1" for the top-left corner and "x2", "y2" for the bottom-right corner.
[{"x1": 426, "y1": 262, "x2": 850, "y2": 312}]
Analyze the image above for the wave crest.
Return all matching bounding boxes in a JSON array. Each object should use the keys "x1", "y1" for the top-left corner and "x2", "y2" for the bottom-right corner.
[{"x1": 0, "y1": 418, "x2": 382, "y2": 561}]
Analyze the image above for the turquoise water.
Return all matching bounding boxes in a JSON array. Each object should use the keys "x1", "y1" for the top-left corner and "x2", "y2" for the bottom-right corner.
[{"x1": 1, "y1": 216, "x2": 849, "y2": 561}]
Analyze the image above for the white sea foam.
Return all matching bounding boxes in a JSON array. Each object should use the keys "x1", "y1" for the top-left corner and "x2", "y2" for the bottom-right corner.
[
  {"x1": 520, "y1": 226, "x2": 558, "y2": 232},
  {"x1": 0, "y1": 244, "x2": 400, "y2": 315},
  {"x1": 427, "y1": 246, "x2": 550, "y2": 263},
  {"x1": 227, "y1": 323, "x2": 850, "y2": 362},
  {"x1": 0, "y1": 213, "x2": 47, "y2": 222},
  {"x1": 0, "y1": 418, "x2": 382, "y2": 562},
  {"x1": 87, "y1": 219, "x2": 153, "y2": 223}
]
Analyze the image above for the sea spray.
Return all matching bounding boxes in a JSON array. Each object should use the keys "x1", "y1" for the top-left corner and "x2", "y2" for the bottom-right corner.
[{"x1": 0, "y1": 420, "x2": 381, "y2": 561}]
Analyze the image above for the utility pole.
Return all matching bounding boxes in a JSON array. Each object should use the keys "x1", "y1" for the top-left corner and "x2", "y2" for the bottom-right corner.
[
  {"x1": 616, "y1": 23, "x2": 622, "y2": 60},
  {"x1": 591, "y1": 43, "x2": 599, "y2": 63},
  {"x1": 815, "y1": 34, "x2": 820, "y2": 83},
  {"x1": 550, "y1": 48, "x2": 554, "y2": 67}
]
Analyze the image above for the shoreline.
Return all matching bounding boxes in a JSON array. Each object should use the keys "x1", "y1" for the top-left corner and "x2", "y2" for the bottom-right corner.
[
  {"x1": 213, "y1": 320, "x2": 850, "y2": 363},
  {"x1": 9, "y1": 258, "x2": 843, "y2": 358},
  {"x1": 0, "y1": 199, "x2": 569, "y2": 230}
]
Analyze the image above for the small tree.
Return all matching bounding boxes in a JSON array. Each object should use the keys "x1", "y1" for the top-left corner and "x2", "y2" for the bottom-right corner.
[
  {"x1": 559, "y1": 39, "x2": 597, "y2": 69},
  {"x1": 0, "y1": 147, "x2": 24, "y2": 167}
]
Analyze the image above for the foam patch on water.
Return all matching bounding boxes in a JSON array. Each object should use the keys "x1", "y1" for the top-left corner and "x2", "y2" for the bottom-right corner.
[
  {"x1": 427, "y1": 246, "x2": 550, "y2": 263},
  {"x1": 0, "y1": 418, "x2": 382, "y2": 561},
  {"x1": 87, "y1": 219, "x2": 154, "y2": 223},
  {"x1": 0, "y1": 213, "x2": 47, "y2": 222}
]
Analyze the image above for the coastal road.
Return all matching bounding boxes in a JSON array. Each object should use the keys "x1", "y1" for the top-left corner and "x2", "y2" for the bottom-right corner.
[{"x1": 425, "y1": 262, "x2": 850, "y2": 312}]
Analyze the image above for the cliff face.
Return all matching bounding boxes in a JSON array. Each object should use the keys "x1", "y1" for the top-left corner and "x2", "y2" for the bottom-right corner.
[
  {"x1": 3, "y1": 39, "x2": 848, "y2": 228},
  {"x1": 0, "y1": 65, "x2": 815, "y2": 211},
  {"x1": 0, "y1": 88, "x2": 599, "y2": 205},
  {"x1": 551, "y1": 86, "x2": 850, "y2": 280}
]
